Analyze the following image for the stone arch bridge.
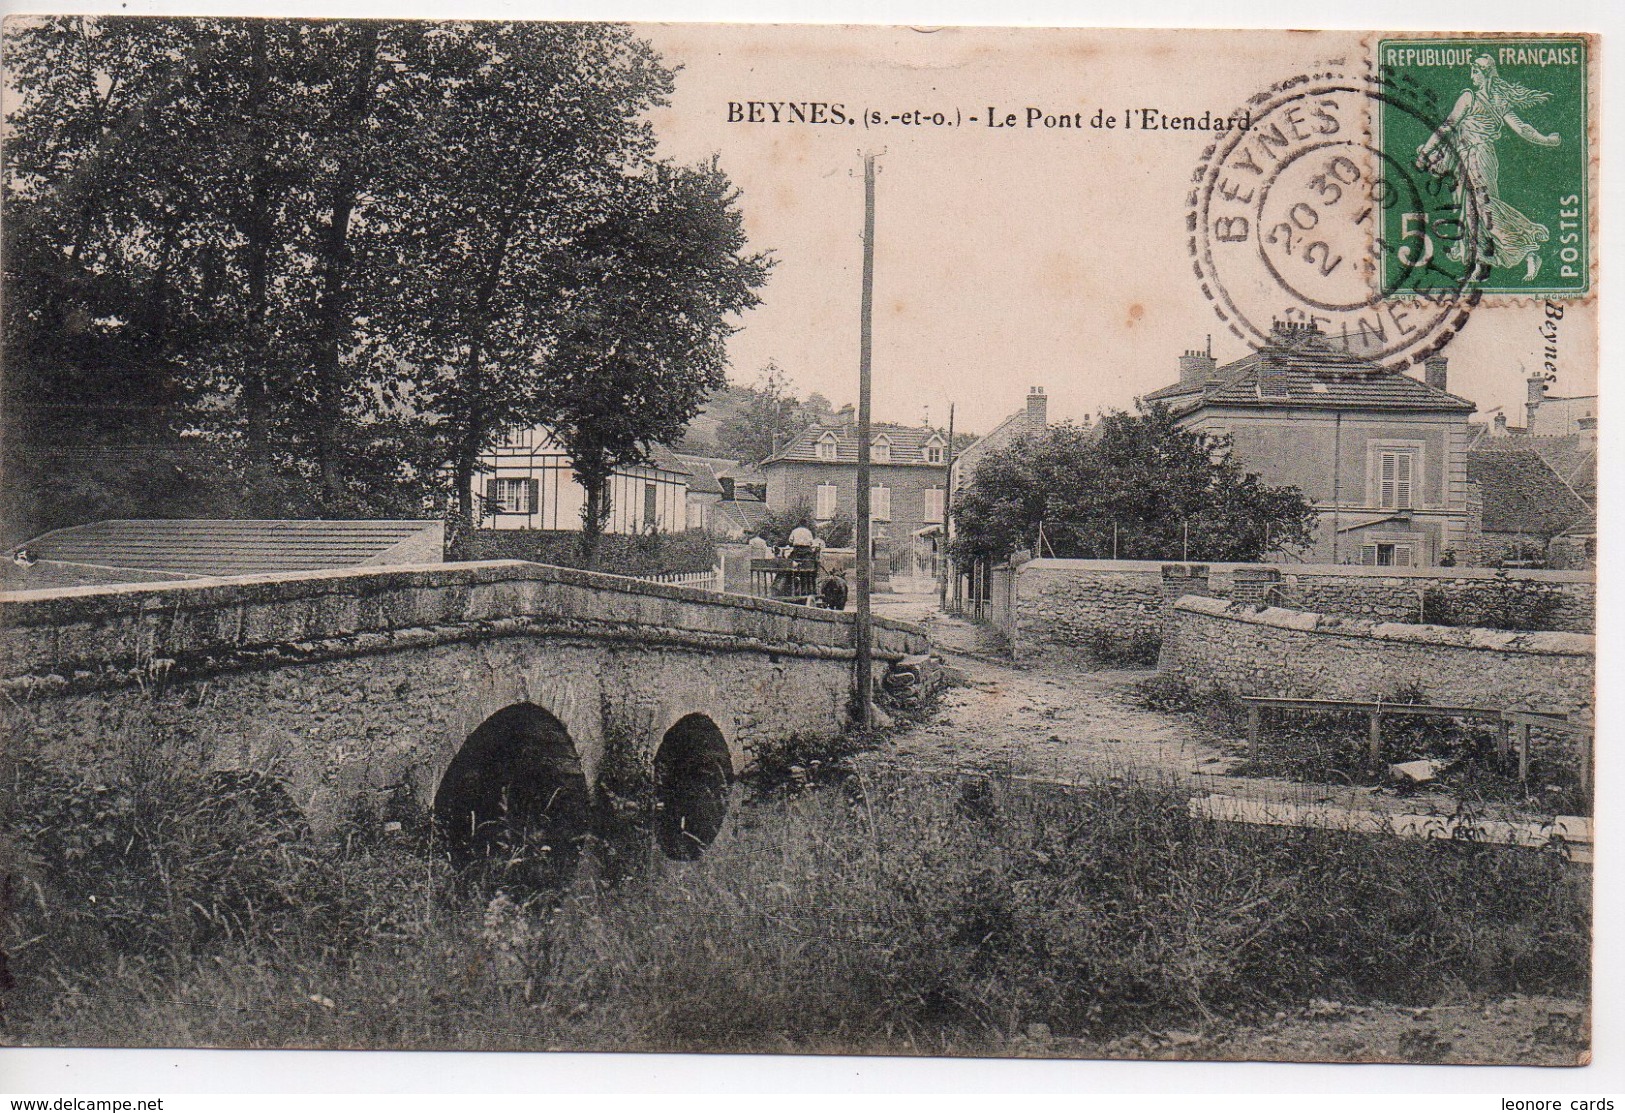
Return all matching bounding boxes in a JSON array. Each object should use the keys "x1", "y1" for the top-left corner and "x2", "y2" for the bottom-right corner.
[{"x1": 1, "y1": 561, "x2": 926, "y2": 860}]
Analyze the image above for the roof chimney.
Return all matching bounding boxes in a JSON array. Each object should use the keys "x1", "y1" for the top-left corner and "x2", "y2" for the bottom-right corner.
[
  {"x1": 1493, "y1": 413, "x2": 1508, "y2": 435},
  {"x1": 1179, "y1": 341, "x2": 1217, "y2": 388},
  {"x1": 1026, "y1": 386, "x2": 1048, "y2": 428},
  {"x1": 1424, "y1": 354, "x2": 1448, "y2": 391},
  {"x1": 1526, "y1": 374, "x2": 1546, "y2": 434},
  {"x1": 836, "y1": 402, "x2": 856, "y2": 426}
]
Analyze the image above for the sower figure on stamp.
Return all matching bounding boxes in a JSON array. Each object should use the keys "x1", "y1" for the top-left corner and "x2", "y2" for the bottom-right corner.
[{"x1": 1416, "y1": 55, "x2": 1561, "y2": 281}]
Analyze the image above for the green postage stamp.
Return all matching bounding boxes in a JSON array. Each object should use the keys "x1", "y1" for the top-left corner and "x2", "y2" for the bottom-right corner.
[{"x1": 1378, "y1": 37, "x2": 1590, "y2": 297}]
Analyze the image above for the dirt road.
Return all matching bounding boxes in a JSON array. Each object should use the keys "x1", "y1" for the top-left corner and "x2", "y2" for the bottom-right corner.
[
  {"x1": 859, "y1": 591, "x2": 1590, "y2": 1067},
  {"x1": 870, "y1": 593, "x2": 1455, "y2": 818}
]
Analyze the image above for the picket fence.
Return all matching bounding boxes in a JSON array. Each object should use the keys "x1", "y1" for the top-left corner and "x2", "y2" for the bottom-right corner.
[{"x1": 637, "y1": 564, "x2": 722, "y2": 592}]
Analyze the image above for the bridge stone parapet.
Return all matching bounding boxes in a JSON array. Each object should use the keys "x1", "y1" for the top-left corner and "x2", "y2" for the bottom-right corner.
[
  {"x1": 2, "y1": 561, "x2": 926, "y2": 847},
  {"x1": 1, "y1": 560, "x2": 922, "y2": 690}
]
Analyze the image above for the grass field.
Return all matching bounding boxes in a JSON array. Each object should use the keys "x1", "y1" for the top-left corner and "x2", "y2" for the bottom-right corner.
[{"x1": 0, "y1": 750, "x2": 1589, "y2": 1057}]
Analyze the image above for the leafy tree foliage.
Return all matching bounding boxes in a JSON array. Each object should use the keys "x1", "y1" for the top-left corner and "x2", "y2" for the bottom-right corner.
[
  {"x1": 359, "y1": 21, "x2": 679, "y2": 549},
  {"x1": 713, "y1": 362, "x2": 836, "y2": 465},
  {"x1": 546, "y1": 158, "x2": 772, "y2": 566},
  {"x1": 3, "y1": 18, "x2": 425, "y2": 534},
  {"x1": 950, "y1": 404, "x2": 1319, "y2": 564},
  {"x1": 756, "y1": 500, "x2": 855, "y2": 549},
  {"x1": 2, "y1": 18, "x2": 769, "y2": 552}
]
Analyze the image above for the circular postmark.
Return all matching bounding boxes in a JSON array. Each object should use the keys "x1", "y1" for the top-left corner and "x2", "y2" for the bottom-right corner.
[{"x1": 1188, "y1": 68, "x2": 1485, "y2": 369}]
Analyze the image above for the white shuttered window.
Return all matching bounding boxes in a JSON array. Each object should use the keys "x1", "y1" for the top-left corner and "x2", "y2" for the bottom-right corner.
[{"x1": 815, "y1": 483, "x2": 838, "y2": 520}]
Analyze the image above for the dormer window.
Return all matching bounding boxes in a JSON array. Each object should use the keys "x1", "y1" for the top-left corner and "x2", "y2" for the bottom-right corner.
[
  {"x1": 924, "y1": 434, "x2": 945, "y2": 465},
  {"x1": 872, "y1": 434, "x2": 892, "y2": 464},
  {"x1": 816, "y1": 432, "x2": 838, "y2": 461}
]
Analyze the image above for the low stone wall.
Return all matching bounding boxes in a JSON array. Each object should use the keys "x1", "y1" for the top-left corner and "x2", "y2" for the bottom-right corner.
[
  {"x1": 994, "y1": 558, "x2": 1593, "y2": 662},
  {"x1": 1, "y1": 559, "x2": 925, "y2": 687},
  {"x1": 0, "y1": 559, "x2": 204, "y2": 591},
  {"x1": 1159, "y1": 595, "x2": 1594, "y2": 714},
  {"x1": 1263, "y1": 566, "x2": 1594, "y2": 631},
  {"x1": 994, "y1": 559, "x2": 1211, "y2": 662}
]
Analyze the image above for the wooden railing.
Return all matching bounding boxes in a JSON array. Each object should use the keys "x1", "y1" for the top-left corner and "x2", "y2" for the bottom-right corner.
[{"x1": 1240, "y1": 695, "x2": 1591, "y2": 796}]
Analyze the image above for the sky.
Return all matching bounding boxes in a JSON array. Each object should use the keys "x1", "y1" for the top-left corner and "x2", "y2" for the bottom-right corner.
[{"x1": 638, "y1": 24, "x2": 1597, "y2": 437}]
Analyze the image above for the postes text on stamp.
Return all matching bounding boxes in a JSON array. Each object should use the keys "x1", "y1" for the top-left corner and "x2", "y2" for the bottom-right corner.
[{"x1": 1379, "y1": 37, "x2": 1590, "y2": 297}]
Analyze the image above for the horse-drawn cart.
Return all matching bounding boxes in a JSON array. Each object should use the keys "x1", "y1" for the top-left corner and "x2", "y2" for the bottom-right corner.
[{"x1": 750, "y1": 549, "x2": 847, "y2": 609}]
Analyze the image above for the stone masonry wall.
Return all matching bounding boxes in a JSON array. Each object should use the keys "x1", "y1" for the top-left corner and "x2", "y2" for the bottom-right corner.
[
  {"x1": 1, "y1": 559, "x2": 924, "y2": 682},
  {"x1": 1003, "y1": 560, "x2": 1210, "y2": 662},
  {"x1": 997, "y1": 558, "x2": 1593, "y2": 662},
  {"x1": 1159, "y1": 595, "x2": 1594, "y2": 714},
  {"x1": 1271, "y1": 567, "x2": 1594, "y2": 630},
  {"x1": 2, "y1": 561, "x2": 926, "y2": 830}
]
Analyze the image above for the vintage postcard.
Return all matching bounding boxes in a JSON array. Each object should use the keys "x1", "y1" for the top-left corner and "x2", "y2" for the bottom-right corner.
[{"x1": 0, "y1": 18, "x2": 1600, "y2": 1075}]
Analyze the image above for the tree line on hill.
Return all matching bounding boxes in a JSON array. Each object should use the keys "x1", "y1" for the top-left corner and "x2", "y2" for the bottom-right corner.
[{"x1": 3, "y1": 17, "x2": 771, "y2": 560}]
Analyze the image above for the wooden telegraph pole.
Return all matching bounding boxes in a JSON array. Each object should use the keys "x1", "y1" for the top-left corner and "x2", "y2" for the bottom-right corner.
[
  {"x1": 854, "y1": 152, "x2": 878, "y2": 730},
  {"x1": 939, "y1": 402, "x2": 955, "y2": 611}
]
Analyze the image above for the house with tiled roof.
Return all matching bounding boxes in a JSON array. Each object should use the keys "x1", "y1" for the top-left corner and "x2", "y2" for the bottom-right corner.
[
  {"x1": 478, "y1": 426, "x2": 690, "y2": 533},
  {"x1": 761, "y1": 410, "x2": 952, "y2": 577},
  {"x1": 1144, "y1": 321, "x2": 1478, "y2": 567},
  {"x1": 673, "y1": 453, "x2": 768, "y2": 535},
  {"x1": 948, "y1": 387, "x2": 1053, "y2": 500},
  {"x1": 1463, "y1": 431, "x2": 1596, "y2": 569},
  {"x1": 1524, "y1": 375, "x2": 1597, "y2": 438},
  {"x1": 709, "y1": 497, "x2": 773, "y2": 540}
]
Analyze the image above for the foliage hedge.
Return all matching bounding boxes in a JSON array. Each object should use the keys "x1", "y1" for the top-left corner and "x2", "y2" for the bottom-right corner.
[{"x1": 459, "y1": 528, "x2": 719, "y2": 576}]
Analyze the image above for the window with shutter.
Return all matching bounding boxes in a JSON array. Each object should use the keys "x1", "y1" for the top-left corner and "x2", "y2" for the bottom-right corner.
[
  {"x1": 488, "y1": 477, "x2": 535, "y2": 514},
  {"x1": 1377, "y1": 449, "x2": 1417, "y2": 509},
  {"x1": 1366, "y1": 541, "x2": 1416, "y2": 567},
  {"x1": 815, "y1": 483, "x2": 838, "y2": 520},
  {"x1": 871, "y1": 485, "x2": 891, "y2": 521},
  {"x1": 926, "y1": 487, "x2": 945, "y2": 522}
]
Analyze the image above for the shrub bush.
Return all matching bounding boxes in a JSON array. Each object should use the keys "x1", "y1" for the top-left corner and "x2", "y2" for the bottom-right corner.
[
  {"x1": 460, "y1": 528, "x2": 719, "y2": 576},
  {"x1": 1419, "y1": 577, "x2": 1569, "y2": 632}
]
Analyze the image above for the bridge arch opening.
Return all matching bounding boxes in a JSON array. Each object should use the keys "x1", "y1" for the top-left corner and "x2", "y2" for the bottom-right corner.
[
  {"x1": 432, "y1": 704, "x2": 590, "y2": 877},
  {"x1": 653, "y1": 714, "x2": 733, "y2": 861}
]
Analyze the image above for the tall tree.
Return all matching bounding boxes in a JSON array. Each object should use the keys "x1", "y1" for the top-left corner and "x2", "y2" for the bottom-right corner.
[
  {"x1": 549, "y1": 158, "x2": 773, "y2": 566},
  {"x1": 951, "y1": 405, "x2": 1319, "y2": 563},
  {"x1": 714, "y1": 362, "x2": 812, "y2": 464},
  {"x1": 4, "y1": 18, "x2": 770, "y2": 551},
  {"x1": 303, "y1": 21, "x2": 383, "y2": 506},
  {"x1": 363, "y1": 22, "x2": 675, "y2": 550},
  {"x1": 2, "y1": 18, "x2": 419, "y2": 530},
  {"x1": 2, "y1": 18, "x2": 244, "y2": 537}
]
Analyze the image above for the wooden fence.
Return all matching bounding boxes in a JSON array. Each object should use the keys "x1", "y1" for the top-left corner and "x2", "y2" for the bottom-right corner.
[{"x1": 637, "y1": 564, "x2": 723, "y2": 592}]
